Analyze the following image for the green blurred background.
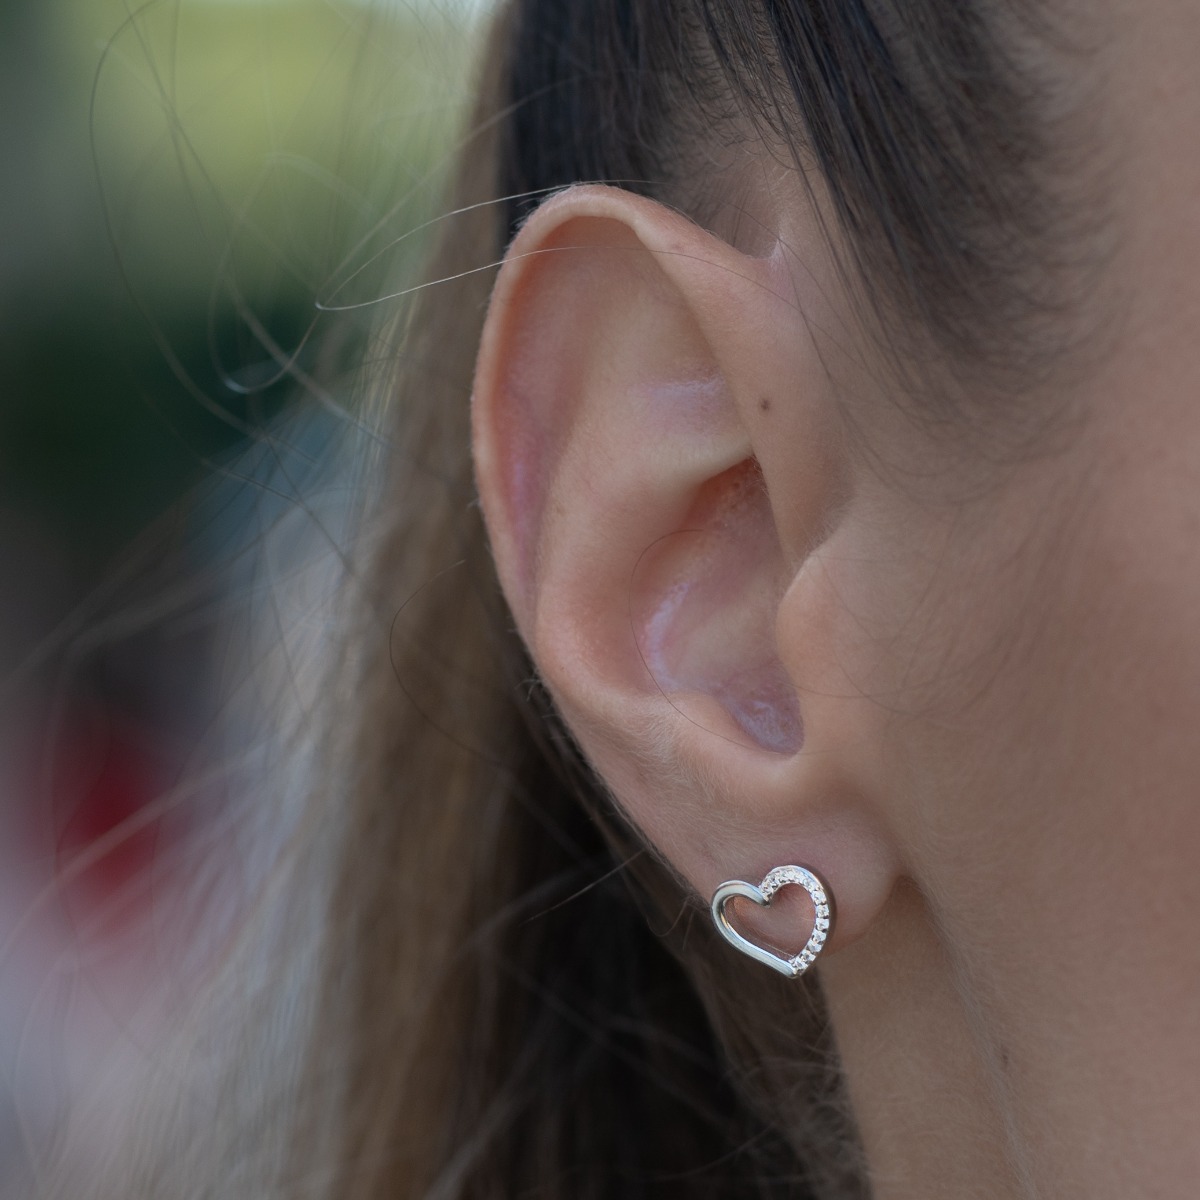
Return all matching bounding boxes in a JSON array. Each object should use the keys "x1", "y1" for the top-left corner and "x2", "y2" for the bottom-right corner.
[
  {"x1": 0, "y1": 9, "x2": 489, "y2": 1176},
  {"x1": 0, "y1": 0, "x2": 484, "y2": 610}
]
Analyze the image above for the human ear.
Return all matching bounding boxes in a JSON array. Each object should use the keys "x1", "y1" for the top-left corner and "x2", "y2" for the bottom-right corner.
[{"x1": 472, "y1": 185, "x2": 898, "y2": 961}]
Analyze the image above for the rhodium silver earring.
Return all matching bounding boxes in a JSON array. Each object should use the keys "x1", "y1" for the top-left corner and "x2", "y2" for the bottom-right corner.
[{"x1": 710, "y1": 865, "x2": 834, "y2": 978}]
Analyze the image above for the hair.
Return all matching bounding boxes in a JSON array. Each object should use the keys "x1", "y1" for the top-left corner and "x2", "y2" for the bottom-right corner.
[
  {"x1": 38, "y1": 1, "x2": 1098, "y2": 1197},
  {"x1": 284, "y1": 3, "x2": 1092, "y2": 1199}
]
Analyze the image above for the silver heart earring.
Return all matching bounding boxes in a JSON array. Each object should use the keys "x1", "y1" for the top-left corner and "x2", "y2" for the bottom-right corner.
[{"x1": 710, "y1": 865, "x2": 834, "y2": 978}]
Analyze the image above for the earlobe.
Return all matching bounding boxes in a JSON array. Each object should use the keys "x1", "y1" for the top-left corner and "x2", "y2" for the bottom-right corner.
[{"x1": 472, "y1": 184, "x2": 900, "y2": 963}]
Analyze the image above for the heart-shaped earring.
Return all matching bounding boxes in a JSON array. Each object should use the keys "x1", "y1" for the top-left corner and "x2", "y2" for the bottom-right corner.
[{"x1": 710, "y1": 865, "x2": 834, "y2": 978}]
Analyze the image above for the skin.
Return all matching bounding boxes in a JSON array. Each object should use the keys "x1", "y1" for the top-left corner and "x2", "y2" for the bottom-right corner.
[
  {"x1": 821, "y1": 3, "x2": 1200, "y2": 1195},
  {"x1": 473, "y1": 0, "x2": 1200, "y2": 1195}
]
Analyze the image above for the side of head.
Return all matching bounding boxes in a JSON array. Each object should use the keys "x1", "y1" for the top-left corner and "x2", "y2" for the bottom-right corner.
[
  {"x1": 37, "y1": 3, "x2": 1200, "y2": 1198},
  {"x1": 300, "y1": 1, "x2": 1200, "y2": 1198},
  {"x1": 468, "y1": 0, "x2": 1200, "y2": 1196}
]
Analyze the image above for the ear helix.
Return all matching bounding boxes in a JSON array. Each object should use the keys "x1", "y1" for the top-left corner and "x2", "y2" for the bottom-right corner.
[{"x1": 711, "y1": 865, "x2": 835, "y2": 977}]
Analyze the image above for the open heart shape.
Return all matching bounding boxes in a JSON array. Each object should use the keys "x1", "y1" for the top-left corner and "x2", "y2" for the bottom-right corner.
[{"x1": 710, "y1": 865, "x2": 834, "y2": 978}]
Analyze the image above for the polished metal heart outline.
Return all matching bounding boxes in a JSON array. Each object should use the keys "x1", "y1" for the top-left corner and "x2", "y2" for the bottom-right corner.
[{"x1": 710, "y1": 865, "x2": 834, "y2": 978}]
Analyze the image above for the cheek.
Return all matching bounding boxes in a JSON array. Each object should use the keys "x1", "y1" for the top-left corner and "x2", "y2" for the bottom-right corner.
[
  {"x1": 1037, "y1": 432, "x2": 1200, "y2": 932},
  {"x1": 857, "y1": 421, "x2": 1200, "y2": 1103}
]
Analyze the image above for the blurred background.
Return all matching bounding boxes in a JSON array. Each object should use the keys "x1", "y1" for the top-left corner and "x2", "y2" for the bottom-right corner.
[{"x1": 0, "y1": 0, "x2": 488, "y2": 1187}]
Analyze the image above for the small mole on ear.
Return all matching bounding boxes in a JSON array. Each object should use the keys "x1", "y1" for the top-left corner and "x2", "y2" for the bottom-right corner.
[{"x1": 758, "y1": 396, "x2": 771, "y2": 414}]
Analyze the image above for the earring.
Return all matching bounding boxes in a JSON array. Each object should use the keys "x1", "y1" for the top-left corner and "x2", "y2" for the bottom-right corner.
[{"x1": 710, "y1": 865, "x2": 834, "y2": 978}]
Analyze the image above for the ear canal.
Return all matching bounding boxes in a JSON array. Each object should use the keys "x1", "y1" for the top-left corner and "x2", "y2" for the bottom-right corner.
[{"x1": 629, "y1": 458, "x2": 801, "y2": 754}]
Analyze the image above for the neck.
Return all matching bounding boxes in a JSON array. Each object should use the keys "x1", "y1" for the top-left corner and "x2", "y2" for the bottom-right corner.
[
  {"x1": 819, "y1": 880, "x2": 1024, "y2": 1200},
  {"x1": 821, "y1": 874, "x2": 1200, "y2": 1200}
]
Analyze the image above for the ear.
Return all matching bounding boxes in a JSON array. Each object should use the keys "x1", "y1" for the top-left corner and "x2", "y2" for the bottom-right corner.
[{"x1": 472, "y1": 185, "x2": 898, "y2": 960}]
